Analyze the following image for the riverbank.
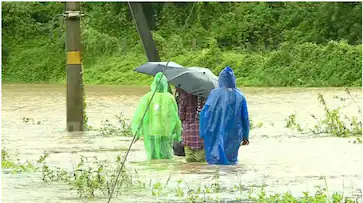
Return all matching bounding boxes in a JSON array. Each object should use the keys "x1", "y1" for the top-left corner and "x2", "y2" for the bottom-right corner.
[
  {"x1": 3, "y1": 41, "x2": 362, "y2": 87},
  {"x1": 2, "y1": 83, "x2": 361, "y2": 94},
  {"x1": 3, "y1": 3, "x2": 362, "y2": 87}
]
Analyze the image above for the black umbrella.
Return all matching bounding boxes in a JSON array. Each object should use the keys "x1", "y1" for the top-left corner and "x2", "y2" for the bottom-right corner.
[
  {"x1": 134, "y1": 61, "x2": 184, "y2": 94},
  {"x1": 134, "y1": 62, "x2": 218, "y2": 98},
  {"x1": 164, "y1": 67, "x2": 219, "y2": 98},
  {"x1": 134, "y1": 61, "x2": 184, "y2": 76}
]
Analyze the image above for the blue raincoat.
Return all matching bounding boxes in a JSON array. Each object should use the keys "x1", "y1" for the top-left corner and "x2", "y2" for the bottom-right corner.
[{"x1": 199, "y1": 66, "x2": 250, "y2": 165}]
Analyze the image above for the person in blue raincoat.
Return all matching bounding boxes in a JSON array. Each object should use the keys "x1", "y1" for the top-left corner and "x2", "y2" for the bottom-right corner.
[{"x1": 199, "y1": 66, "x2": 250, "y2": 165}]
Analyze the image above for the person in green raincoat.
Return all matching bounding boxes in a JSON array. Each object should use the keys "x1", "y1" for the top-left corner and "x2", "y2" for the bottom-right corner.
[{"x1": 132, "y1": 72, "x2": 182, "y2": 160}]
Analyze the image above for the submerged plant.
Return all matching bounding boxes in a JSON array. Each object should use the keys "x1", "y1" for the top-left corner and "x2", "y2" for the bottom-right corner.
[
  {"x1": 248, "y1": 186, "x2": 360, "y2": 203},
  {"x1": 310, "y1": 93, "x2": 361, "y2": 137},
  {"x1": 98, "y1": 113, "x2": 132, "y2": 137},
  {"x1": 285, "y1": 90, "x2": 362, "y2": 140},
  {"x1": 285, "y1": 114, "x2": 304, "y2": 133},
  {"x1": 354, "y1": 137, "x2": 362, "y2": 144},
  {"x1": 249, "y1": 116, "x2": 264, "y2": 130},
  {"x1": 38, "y1": 154, "x2": 144, "y2": 199},
  {"x1": 1, "y1": 149, "x2": 38, "y2": 173},
  {"x1": 3, "y1": 151, "x2": 361, "y2": 202},
  {"x1": 22, "y1": 117, "x2": 41, "y2": 125},
  {"x1": 175, "y1": 180, "x2": 185, "y2": 197}
]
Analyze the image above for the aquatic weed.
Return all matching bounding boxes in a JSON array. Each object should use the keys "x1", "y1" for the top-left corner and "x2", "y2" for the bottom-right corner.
[
  {"x1": 230, "y1": 173, "x2": 245, "y2": 194},
  {"x1": 70, "y1": 156, "x2": 104, "y2": 198},
  {"x1": 152, "y1": 181, "x2": 165, "y2": 197},
  {"x1": 250, "y1": 116, "x2": 264, "y2": 130},
  {"x1": 39, "y1": 152, "x2": 70, "y2": 182},
  {"x1": 39, "y1": 154, "x2": 144, "y2": 199},
  {"x1": 1, "y1": 149, "x2": 38, "y2": 173},
  {"x1": 98, "y1": 113, "x2": 132, "y2": 137},
  {"x1": 353, "y1": 137, "x2": 362, "y2": 144},
  {"x1": 345, "y1": 88, "x2": 361, "y2": 113},
  {"x1": 285, "y1": 114, "x2": 304, "y2": 133},
  {"x1": 248, "y1": 187, "x2": 360, "y2": 203},
  {"x1": 4, "y1": 152, "x2": 362, "y2": 202},
  {"x1": 22, "y1": 117, "x2": 41, "y2": 125},
  {"x1": 115, "y1": 113, "x2": 133, "y2": 135},
  {"x1": 211, "y1": 173, "x2": 224, "y2": 193},
  {"x1": 310, "y1": 93, "x2": 361, "y2": 137},
  {"x1": 1, "y1": 149, "x2": 16, "y2": 169},
  {"x1": 175, "y1": 180, "x2": 185, "y2": 197},
  {"x1": 70, "y1": 156, "x2": 121, "y2": 198},
  {"x1": 285, "y1": 91, "x2": 362, "y2": 139}
]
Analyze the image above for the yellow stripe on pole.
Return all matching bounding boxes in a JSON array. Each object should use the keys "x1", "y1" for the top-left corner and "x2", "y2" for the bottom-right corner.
[{"x1": 67, "y1": 51, "x2": 81, "y2": 64}]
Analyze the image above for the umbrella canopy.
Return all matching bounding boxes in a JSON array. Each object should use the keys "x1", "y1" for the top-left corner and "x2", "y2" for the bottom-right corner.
[
  {"x1": 134, "y1": 62, "x2": 218, "y2": 98},
  {"x1": 134, "y1": 61, "x2": 184, "y2": 76},
  {"x1": 164, "y1": 67, "x2": 218, "y2": 98}
]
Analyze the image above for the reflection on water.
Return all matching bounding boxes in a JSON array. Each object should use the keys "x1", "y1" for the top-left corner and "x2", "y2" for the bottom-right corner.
[{"x1": 1, "y1": 84, "x2": 362, "y2": 202}]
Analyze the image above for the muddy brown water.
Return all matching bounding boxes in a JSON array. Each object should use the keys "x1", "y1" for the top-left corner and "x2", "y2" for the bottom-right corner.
[{"x1": 1, "y1": 84, "x2": 362, "y2": 202}]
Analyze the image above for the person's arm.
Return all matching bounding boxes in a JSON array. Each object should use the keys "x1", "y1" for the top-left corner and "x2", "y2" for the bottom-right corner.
[{"x1": 241, "y1": 97, "x2": 250, "y2": 145}]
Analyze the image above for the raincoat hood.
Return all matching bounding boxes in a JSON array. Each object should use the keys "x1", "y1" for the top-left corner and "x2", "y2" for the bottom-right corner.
[
  {"x1": 151, "y1": 72, "x2": 168, "y2": 93},
  {"x1": 218, "y1": 66, "x2": 236, "y2": 88}
]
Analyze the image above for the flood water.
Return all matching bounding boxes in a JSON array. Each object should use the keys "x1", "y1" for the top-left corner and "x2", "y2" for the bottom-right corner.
[{"x1": 1, "y1": 84, "x2": 362, "y2": 202}]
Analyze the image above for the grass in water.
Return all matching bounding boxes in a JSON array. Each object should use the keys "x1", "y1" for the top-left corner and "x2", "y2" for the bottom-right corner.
[
  {"x1": 1, "y1": 150, "x2": 361, "y2": 202},
  {"x1": 2, "y1": 149, "x2": 39, "y2": 173},
  {"x1": 285, "y1": 90, "x2": 362, "y2": 141},
  {"x1": 97, "y1": 113, "x2": 133, "y2": 137}
]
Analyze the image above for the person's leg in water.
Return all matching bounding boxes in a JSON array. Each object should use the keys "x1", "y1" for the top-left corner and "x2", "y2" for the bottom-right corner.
[
  {"x1": 159, "y1": 136, "x2": 173, "y2": 159},
  {"x1": 148, "y1": 136, "x2": 157, "y2": 159},
  {"x1": 184, "y1": 146, "x2": 205, "y2": 162},
  {"x1": 194, "y1": 148, "x2": 205, "y2": 162},
  {"x1": 184, "y1": 146, "x2": 195, "y2": 162}
]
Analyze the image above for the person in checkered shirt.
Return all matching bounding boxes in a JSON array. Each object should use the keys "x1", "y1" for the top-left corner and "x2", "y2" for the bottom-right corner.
[{"x1": 176, "y1": 88, "x2": 206, "y2": 162}]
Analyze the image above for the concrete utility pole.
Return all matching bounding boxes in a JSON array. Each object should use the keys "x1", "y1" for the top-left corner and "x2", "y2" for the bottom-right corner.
[
  {"x1": 65, "y1": 2, "x2": 84, "y2": 131},
  {"x1": 129, "y1": 3, "x2": 173, "y2": 93},
  {"x1": 128, "y1": 2, "x2": 160, "y2": 62}
]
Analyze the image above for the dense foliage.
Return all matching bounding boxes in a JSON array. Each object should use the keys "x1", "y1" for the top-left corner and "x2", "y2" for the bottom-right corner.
[{"x1": 2, "y1": 2, "x2": 362, "y2": 86}]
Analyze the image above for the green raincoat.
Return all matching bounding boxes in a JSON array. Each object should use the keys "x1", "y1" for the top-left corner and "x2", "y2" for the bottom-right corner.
[{"x1": 132, "y1": 72, "x2": 182, "y2": 160}]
